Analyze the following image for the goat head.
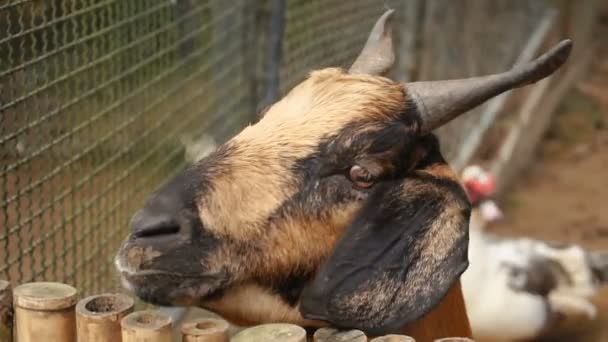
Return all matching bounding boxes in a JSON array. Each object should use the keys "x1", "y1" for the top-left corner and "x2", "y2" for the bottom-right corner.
[{"x1": 115, "y1": 9, "x2": 571, "y2": 334}]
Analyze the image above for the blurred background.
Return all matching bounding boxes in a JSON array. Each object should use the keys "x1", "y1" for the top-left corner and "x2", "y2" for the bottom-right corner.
[{"x1": 0, "y1": 0, "x2": 606, "y2": 341}]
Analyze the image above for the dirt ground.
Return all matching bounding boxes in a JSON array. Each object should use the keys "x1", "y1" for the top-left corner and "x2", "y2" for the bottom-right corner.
[{"x1": 487, "y1": 13, "x2": 608, "y2": 342}]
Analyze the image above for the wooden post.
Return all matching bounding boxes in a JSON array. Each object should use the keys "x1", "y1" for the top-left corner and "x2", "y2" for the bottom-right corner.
[
  {"x1": 76, "y1": 293, "x2": 134, "y2": 342},
  {"x1": 370, "y1": 335, "x2": 416, "y2": 342},
  {"x1": 121, "y1": 310, "x2": 172, "y2": 342},
  {"x1": 313, "y1": 327, "x2": 367, "y2": 342},
  {"x1": 0, "y1": 281, "x2": 12, "y2": 342},
  {"x1": 13, "y1": 282, "x2": 78, "y2": 342},
  {"x1": 231, "y1": 323, "x2": 306, "y2": 342},
  {"x1": 181, "y1": 318, "x2": 229, "y2": 342}
]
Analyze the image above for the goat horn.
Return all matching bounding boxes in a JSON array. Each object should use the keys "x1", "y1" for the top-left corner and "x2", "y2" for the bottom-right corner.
[
  {"x1": 348, "y1": 9, "x2": 395, "y2": 76},
  {"x1": 408, "y1": 39, "x2": 573, "y2": 133}
]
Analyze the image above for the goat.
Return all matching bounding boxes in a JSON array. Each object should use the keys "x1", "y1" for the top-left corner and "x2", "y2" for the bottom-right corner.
[{"x1": 114, "y1": 10, "x2": 572, "y2": 340}]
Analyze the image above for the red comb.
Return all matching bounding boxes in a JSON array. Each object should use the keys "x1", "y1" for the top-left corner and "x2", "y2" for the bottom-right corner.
[{"x1": 464, "y1": 174, "x2": 496, "y2": 204}]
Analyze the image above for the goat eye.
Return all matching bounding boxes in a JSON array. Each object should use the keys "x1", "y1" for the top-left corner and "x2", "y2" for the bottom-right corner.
[{"x1": 348, "y1": 165, "x2": 375, "y2": 188}]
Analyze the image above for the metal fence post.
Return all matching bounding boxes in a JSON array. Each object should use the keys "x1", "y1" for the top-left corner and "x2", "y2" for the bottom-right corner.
[
  {"x1": 392, "y1": 0, "x2": 424, "y2": 82},
  {"x1": 259, "y1": 0, "x2": 286, "y2": 112},
  {"x1": 242, "y1": 0, "x2": 262, "y2": 120},
  {"x1": 0, "y1": 280, "x2": 12, "y2": 342}
]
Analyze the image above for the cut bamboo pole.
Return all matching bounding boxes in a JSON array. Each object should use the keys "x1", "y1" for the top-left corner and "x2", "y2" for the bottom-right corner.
[
  {"x1": 181, "y1": 318, "x2": 229, "y2": 342},
  {"x1": 76, "y1": 293, "x2": 134, "y2": 342},
  {"x1": 13, "y1": 282, "x2": 78, "y2": 342},
  {"x1": 0, "y1": 281, "x2": 12, "y2": 342},
  {"x1": 370, "y1": 335, "x2": 416, "y2": 342},
  {"x1": 231, "y1": 323, "x2": 306, "y2": 342},
  {"x1": 121, "y1": 310, "x2": 172, "y2": 342},
  {"x1": 313, "y1": 327, "x2": 367, "y2": 342}
]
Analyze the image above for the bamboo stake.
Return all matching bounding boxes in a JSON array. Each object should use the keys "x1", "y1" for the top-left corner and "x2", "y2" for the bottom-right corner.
[
  {"x1": 0, "y1": 281, "x2": 12, "y2": 342},
  {"x1": 231, "y1": 323, "x2": 306, "y2": 342},
  {"x1": 76, "y1": 293, "x2": 134, "y2": 342},
  {"x1": 181, "y1": 318, "x2": 229, "y2": 342},
  {"x1": 13, "y1": 282, "x2": 78, "y2": 342},
  {"x1": 313, "y1": 327, "x2": 367, "y2": 342},
  {"x1": 370, "y1": 335, "x2": 416, "y2": 342},
  {"x1": 121, "y1": 310, "x2": 172, "y2": 342}
]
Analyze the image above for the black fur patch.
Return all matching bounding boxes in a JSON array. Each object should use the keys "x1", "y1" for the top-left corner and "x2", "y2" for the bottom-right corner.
[
  {"x1": 296, "y1": 131, "x2": 471, "y2": 334},
  {"x1": 263, "y1": 268, "x2": 317, "y2": 306},
  {"x1": 299, "y1": 172, "x2": 470, "y2": 334},
  {"x1": 187, "y1": 141, "x2": 233, "y2": 189}
]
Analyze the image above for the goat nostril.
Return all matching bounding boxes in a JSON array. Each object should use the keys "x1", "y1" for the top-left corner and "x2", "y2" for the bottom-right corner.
[{"x1": 133, "y1": 220, "x2": 181, "y2": 239}]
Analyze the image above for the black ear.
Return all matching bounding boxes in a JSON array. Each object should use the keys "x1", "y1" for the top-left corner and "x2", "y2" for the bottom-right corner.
[{"x1": 299, "y1": 144, "x2": 470, "y2": 335}]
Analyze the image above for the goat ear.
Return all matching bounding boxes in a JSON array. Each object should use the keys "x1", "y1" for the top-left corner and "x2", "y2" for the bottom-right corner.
[{"x1": 300, "y1": 139, "x2": 470, "y2": 335}]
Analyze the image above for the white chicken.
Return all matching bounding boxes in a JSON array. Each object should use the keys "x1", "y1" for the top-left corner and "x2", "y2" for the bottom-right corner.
[{"x1": 460, "y1": 165, "x2": 608, "y2": 341}]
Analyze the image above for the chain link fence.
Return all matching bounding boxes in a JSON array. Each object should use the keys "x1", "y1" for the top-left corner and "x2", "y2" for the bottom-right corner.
[{"x1": 1, "y1": 0, "x2": 550, "y2": 295}]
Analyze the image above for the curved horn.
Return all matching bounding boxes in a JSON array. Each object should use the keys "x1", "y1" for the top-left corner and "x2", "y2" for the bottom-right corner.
[
  {"x1": 348, "y1": 9, "x2": 395, "y2": 75},
  {"x1": 408, "y1": 39, "x2": 573, "y2": 133}
]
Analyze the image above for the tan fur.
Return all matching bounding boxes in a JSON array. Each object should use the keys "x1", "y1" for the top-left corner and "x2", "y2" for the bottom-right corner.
[
  {"x1": 197, "y1": 70, "x2": 413, "y2": 325},
  {"x1": 423, "y1": 162, "x2": 461, "y2": 182},
  {"x1": 205, "y1": 283, "x2": 329, "y2": 327},
  {"x1": 204, "y1": 203, "x2": 361, "y2": 282},
  {"x1": 199, "y1": 68, "x2": 405, "y2": 241},
  {"x1": 258, "y1": 203, "x2": 361, "y2": 277}
]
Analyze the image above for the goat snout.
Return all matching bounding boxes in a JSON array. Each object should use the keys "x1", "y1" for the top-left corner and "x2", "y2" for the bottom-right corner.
[
  {"x1": 128, "y1": 196, "x2": 200, "y2": 249},
  {"x1": 114, "y1": 169, "x2": 224, "y2": 307},
  {"x1": 129, "y1": 167, "x2": 202, "y2": 243},
  {"x1": 131, "y1": 207, "x2": 183, "y2": 239},
  {"x1": 114, "y1": 167, "x2": 207, "y2": 281}
]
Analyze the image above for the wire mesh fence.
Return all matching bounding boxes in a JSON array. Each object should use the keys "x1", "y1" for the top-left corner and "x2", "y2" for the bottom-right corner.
[
  {"x1": 418, "y1": 1, "x2": 547, "y2": 163},
  {"x1": 1, "y1": 0, "x2": 256, "y2": 294},
  {"x1": 1, "y1": 0, "x2": 549, "y2": 296}
]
